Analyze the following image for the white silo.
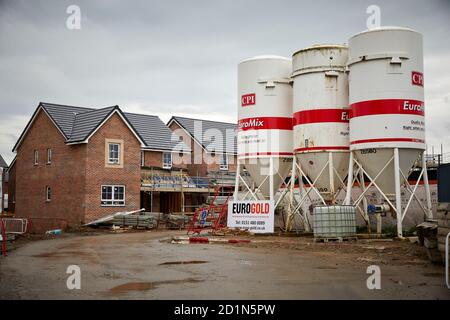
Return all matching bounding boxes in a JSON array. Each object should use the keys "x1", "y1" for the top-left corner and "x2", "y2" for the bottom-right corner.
[
  {"x1": 235, "y1": 55, "x2": 293, "y2": 202},
  {"x1": 345, "y1": 27, "x2": 433, "y2": 237},
  {"x1": 291, "y1": 45, "x2": 350, "y2": 205}
]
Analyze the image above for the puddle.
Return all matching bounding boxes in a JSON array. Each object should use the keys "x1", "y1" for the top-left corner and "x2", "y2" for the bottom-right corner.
[
  {"x1": 108, "y1": 278, "x2": 203, "y2": 295},
  {"x1": 422, "y1": 272, "x2": 444, "y2": 278},
  {"x1": 317, "y1": 266, "x2": 338, "y2": 270},
  {"x1": 159, "y1": 260, "x2": 208, "y2": 265}
]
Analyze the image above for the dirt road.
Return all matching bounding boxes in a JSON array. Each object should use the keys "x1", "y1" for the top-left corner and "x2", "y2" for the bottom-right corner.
[{"x1": 0, "y1": 230, "x2": 449, "y2": 299}]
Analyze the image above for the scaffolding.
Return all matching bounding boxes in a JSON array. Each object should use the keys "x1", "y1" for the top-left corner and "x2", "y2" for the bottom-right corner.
[{"x1": 140, "y1": 168, "x2": 235, "y2": 213}]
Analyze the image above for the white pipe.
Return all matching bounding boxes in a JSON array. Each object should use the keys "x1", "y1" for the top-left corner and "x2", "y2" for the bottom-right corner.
[
  {"x1": 328, "y1": 152, "x2": 335, "y2": 203},
  {"x1": 269, "y1": 157, "x2": 274, "y2": 202},
  {"x1": 359, "y1": 168, "x2": 369, "y2": 225},
  {"x1": 234, "y1": 161, "x2": 241, "y2": 201},
  {"x1": 286, "y1": 158, "x2": 296, "y2": 231},
  {"x1": 345, "y1": 152, "x2": 354, "y2": 205},
  {"x1": 393, "y1": 148, "x2": 403, "y2": 238},
  {"x1": 422, "y1": 151, "x2": 433, "y2": 219}
]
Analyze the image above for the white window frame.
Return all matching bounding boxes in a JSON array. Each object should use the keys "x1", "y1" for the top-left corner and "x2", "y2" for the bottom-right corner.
[
  {"x1": 108, "y1": 143, "x2": 120, "y2": 164},
  {"x1": 220, "y1": 153, "x2": 229, "y2": 171},
  {"x1": 163, "y1": 152, "x2": 172, "y2": 169},
  {"x1": 34, "y1": 150, "x2": 39, "y2": 165},
  {"x1": 47, "y1": 148, "x2": 52, "y2": 164},
  {"x1": 46, "y1": 186, "x2": 51, "y2": 202},
  {"x1": 141, "y1": 151, "x2": 145, "y2": 167},
  {"x1": 101, "y1": 185, "x2": 125, "y2": 207}
]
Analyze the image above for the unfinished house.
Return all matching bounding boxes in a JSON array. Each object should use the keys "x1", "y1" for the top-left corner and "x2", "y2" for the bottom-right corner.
[
  {"x1": 8, "y1": 102, "x2": 243, "y2": 231},
  {"x1": 9, "y1": 102, "x2": 194, "y2": 231},
  {"x1": 167, "y1": 116, "x2": 237, "y2": 184}
]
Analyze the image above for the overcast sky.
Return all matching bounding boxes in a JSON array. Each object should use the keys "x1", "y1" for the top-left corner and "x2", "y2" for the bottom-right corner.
[{"x1": 0, "y1": 0, "x2": 449, "y2": 164}]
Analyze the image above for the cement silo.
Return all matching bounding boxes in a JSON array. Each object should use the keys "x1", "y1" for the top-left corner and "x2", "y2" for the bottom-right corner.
[
  {"x1": 345, "y1": 27, "x2": 433, "y2": 237},
  {"x1": 291, "y1": 45, "x2": 350, "y2": 204},
  {"x1": 235, "y1": 55, "x2": 293, "y2": 202}
]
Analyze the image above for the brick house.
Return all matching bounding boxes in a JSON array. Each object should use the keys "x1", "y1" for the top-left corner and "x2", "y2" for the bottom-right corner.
[
  {"x1": 9, "y1": 102, "x2": 189, "y2": 232},
  {"x1": 167, "y1": 116, "x2": 237, "y2": 180}
]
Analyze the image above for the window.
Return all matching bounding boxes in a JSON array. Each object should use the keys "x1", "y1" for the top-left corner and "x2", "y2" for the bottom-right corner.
[
  {"x1": 163, "y1": 152, "x2": 172, "y2": 169},
  {"x1": 34, "y1": 150, "x2": 39, "y2": 165},
  {"x1": 220, "y1": 153, "x2": 228, "y2": 171},
  {"x1": 47, "y1": 148, "x2": 52, "y2": 164},
  {"x1": 108, "y1": 143, "x2": 120, "y2": 164},
  {"x1": 46, "y1": 186, "x2": 51, "y2": 202},
  {"x1": 141, "y1": 151, "x2": 145, "y2": 167},
  {"x1": 101, "y1": 185, "x2": 125, "y2": 206}
]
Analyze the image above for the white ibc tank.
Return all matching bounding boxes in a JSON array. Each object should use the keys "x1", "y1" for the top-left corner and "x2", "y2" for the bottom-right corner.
[
  {"x1": 348, "y1": 27, "x2": 425, "y2": 194},
  {"x1": 292, "y1": 45, "x2": 349, "y2": 201},
  {"x1": 237, "y1": 55, "x2": 293, "y2": 199}
]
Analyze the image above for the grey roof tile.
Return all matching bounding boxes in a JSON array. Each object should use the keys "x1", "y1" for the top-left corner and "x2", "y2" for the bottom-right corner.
[
  {"x1": 124, "y1": 113, "x2": 190, "y2": 152},
  {"x1": 66, "y1": 106, "x2": 117, "y2": 143},
  {"x1": 170, "y1": 116, "x2": 237, "y2": 154},
  {"x1": 15, "y1": 102, "x2": 190, "y2": 152},
  {"x1": 0, "y1": 154, "x2": 7, "y2": 168},
  {"x1": 41, "y1": 103, "x2": 94, "y2": 138}
]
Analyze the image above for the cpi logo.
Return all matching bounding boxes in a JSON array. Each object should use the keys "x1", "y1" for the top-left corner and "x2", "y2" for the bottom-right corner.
[
  {"x1": 241, "y1": 93, "x2": 256, "y2": 107},
  {"x1": 412, "y1": 71, "x2": 424, "y2": 87}
]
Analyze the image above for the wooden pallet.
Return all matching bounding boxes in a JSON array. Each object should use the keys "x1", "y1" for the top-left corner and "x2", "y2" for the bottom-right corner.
[{"x1": 314, "y1": 236, "x2": 357, "y2": 243}]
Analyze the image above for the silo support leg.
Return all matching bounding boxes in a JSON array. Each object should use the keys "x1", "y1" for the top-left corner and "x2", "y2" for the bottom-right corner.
[
  {"x1": 328, "y1": 152, "x2": 335, "y2": 204},
  {"x1": 422, "y1": 151, "x2": 433, "y2": 219},
  {"x1": 401, "y1": 168, "x2": 427, "y2": 220},
  {"x1": 286, "y1": 158, "x2": 296, "y2": 231},
  {"x1": 394, "y1": 148, "x2": 403, "y2": 238},
  {"x1": 344, "y1": 152, "x2": 354, "y2": 205},
  {"x1": 234, "y1": 162, "x2": 241, "y2": 201},
  {"x1": 269, "y1": 158, "x2": 274, "y2": 202},
  {"x1": 359, "y1": 169, "x2": 370, "y2": 233}
]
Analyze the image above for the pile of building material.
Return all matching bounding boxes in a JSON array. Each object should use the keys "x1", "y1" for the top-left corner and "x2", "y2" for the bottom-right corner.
[
  {"x1": 83, "y1": 209, "x2": 156, "y2": 230},
  {"x1": 112, "y1": 214, "x2": 156, "y2": 229},
  {"x1": 437, "y1": 203, "x2": 450, "y2": 264},
  {"x1": 416, "y1": 220, "x2": 441, "y2": 263},
  {"x1": 210, "y1": 227, "x2": 253, "y2": 236}
]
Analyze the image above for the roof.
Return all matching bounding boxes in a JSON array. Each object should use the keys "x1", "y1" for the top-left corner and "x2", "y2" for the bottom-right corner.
[
  {"x1": 124, "y1": 112, "x2": 187, "y2": 151},
  {"x1": 0, "y1": 155, "x2": 7, "y2": 168},
  {"x1": 168, "y1": 116, "x2": 237, "y2": 154},
  {"x1": 350, "y1": 26, "x2": 420, "y2": 39},
  {"x1": 13, "y1": 103, "x2": 190, "y2": 153}
]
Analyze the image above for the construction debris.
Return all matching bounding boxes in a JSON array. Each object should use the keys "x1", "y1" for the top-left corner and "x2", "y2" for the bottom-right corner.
[
  {"x1": 83, "y1": 209, "x2": 145, "y2": 227},
  {"x1": 209, "y1": 227, "x2": 253, "y2": 237},
  {"x1": 45, "y1": 229, "x2": 62, "y2": 236},
  {"x1": 112, "y1": 215, "x2": 155, "y2": 229},
  {"x1": 416, "y1": 220, "x2": 442, "y2": 264}
]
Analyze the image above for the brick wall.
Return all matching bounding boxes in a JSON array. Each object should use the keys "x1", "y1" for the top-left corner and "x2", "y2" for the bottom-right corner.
[
  {"x1": 14, "y1": 110, "x2": 86, "y2": 232},
  {"x1": 83, "y1": 113, "x2": 142, "y2": 222}
]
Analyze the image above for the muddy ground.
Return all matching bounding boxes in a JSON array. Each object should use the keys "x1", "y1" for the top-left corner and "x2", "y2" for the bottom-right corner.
[{"x1": 0, "y1": 230, "x2": 449, "y2": 299}]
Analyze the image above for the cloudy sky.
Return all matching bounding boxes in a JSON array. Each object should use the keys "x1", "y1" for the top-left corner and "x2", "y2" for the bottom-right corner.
[{"x1": 0, "y1": 0, "x2": 449, "y2": 164}]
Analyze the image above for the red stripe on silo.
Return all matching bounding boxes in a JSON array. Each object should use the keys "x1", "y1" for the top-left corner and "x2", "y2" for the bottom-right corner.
[
  {"x1": 350, "y1": 99, "x2": 424, "y2": 118},
  {"x1": 350, "y1": 138, "x2": 425, "y2": 145},
  {"x1": 294, "y1": 146, "x2": 349, "y2": 152},
  {"x1": 238, "y1": 152, "x2": 293, "y2": 157},
  {"x1": 292, "y1": 109, "x2": 349, "y2": 126},
  {"x1": 238, "y1": 117, "x2": 292, "y2": 131}
]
